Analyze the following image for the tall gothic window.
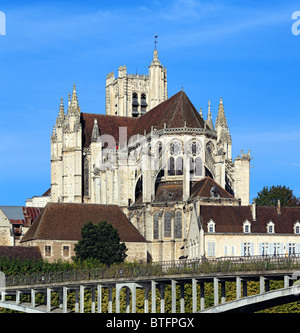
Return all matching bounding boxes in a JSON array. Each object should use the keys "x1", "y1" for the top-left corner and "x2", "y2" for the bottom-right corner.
[
  {"x1": 174, "y1": 211, "x2": 182, "y2": 238},
  {"x1": 176, "y1": 156, "x2": 183, "y2": 175},
  {"x1": 168, "y1": 141, "x2": 183, "y2": 176},
  {"x1": 190, "y1": 157, "x2": 195, "y2": 175},
  {"x1": 195, "y1": 157, "x2": 202, "y2": 176},
  {"x1": 168, "y1": 157, "x2": 175, "y2": 176},
  {"x1": 83, "y1": 156, "x2": 89, "y2": 196},
  {"x1": 153, "y1": 211, "x2": 161, "y2": 240},
  {"x1": 164, "y1": 211, "x2": 172, "y2": 237}
]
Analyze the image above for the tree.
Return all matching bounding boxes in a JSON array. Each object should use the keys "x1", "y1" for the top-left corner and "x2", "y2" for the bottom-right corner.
[
  {"x1": 74, "y1": 221, "x2": 127, "y2": 265},
  {"x1": 255, "y1": 185, "x2": 300, "y2": 207}
]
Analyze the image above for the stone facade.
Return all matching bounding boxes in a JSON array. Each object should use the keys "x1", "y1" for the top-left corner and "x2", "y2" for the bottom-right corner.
[
  {"x1": 0, "y1": 207, "x2": 41, "y2": 246},
  {"x1": 187, "y1": 202, "x2": 300, "y2": 259},
  {"x1": 19, "y1": 49, "x2": 300, "y2": 263},
  {"x1": 21, "y1": 239, "x2": 147, "y2": 263},
  {"x1": 45, "y1": 49, "x2": 256, "y2": 262},
  {"x1": 105, "y1": 50, "x2": 167, "y2": 117}
]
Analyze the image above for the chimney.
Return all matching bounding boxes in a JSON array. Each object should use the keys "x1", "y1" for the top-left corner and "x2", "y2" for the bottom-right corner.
[
  {"x1": 251, "y1": 198, "x2": 256, "y2": 221},
  {"x1": 277, "y1": 199, "x2": 281, "y2": 215}
]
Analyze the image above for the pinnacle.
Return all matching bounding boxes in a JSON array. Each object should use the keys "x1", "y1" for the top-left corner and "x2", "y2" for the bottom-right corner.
[
  {"x1": 68, "y1": 83, "x2": 80, "y2": 115},
  {"x1": 216, "y1": 97, "x2": 227, "y2": 128}
]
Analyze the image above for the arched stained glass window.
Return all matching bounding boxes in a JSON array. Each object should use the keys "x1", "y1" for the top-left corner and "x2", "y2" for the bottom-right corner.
[
  {"x1": 164, "y1": 211, "x2": 172, "y2": 237},
  {"x1": 190, "y1": 157, "x2": 195, "y2": 175},
  {"x1": 174, "y1": 211, "x2": 182, "y2": 238},
  {"x1": 153, "y1": 211, "x2": 160, "y2": 240},
  {"x1": 176, "y1": 156, "x2": 183, "y2": 175},
  {"x1": 168, "y1": 157, "x2": 175, "y2": 176},
  {"x1": 195, "y1": 157, "x2": 202, "y2": 176}
]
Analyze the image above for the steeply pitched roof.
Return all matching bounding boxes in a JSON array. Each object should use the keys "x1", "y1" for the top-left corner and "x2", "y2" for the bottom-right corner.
[
  {"x1": 200, "y1": 205, "x2": 300, "y2": 234},
  {"x1": 21, "y1": 203, "x2": 146, "y2": 243},
  {"x1": 190, "y1": 177, "x2": 235, "y2": 199},
  {"x1": 81, "y1": 91, "x2": 205, "y2": 147},
  {"x1": 81, "y1": 113, "x2": 137, "y2": 148},
  {"x1": 130, "y1": 90, "x2": 205, "y2": 137}
]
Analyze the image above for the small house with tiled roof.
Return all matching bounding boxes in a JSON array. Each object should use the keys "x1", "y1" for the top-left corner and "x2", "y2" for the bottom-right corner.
[
  {"x1": 0, "y1": 206, "x2": 42, "y2": 246},
  {"x1": 21, "y1": 203, "x2": 147, "y2": 262}
]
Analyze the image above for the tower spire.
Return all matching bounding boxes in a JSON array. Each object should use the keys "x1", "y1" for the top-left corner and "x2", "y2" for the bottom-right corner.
[
  {"x1": 215, "y1": 97, "x2": 227, "y2": 128},
  {"x1": 56, "y1": 98, "x2": 65, "y2": 126},
  {"x1": 68, "y1": 84, "x2": 80, "y2": 115},
  {"x1": 59, "y1": 98, "x2": 64, "y2": 117},
  {"x1": 205, "y1": 100, "x2": 214, "y2": 130}
]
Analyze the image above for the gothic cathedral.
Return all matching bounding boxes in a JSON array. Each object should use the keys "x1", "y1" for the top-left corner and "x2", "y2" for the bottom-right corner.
[{"x1": 50, "y1": 49, "x2": 251, "y2": 261}]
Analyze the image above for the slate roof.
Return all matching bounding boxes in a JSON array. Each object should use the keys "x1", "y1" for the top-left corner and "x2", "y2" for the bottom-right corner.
[
  {"x1": 0, "y1": 206, "x2": 42, "y2": 227},
  {"x1": 154, "y1": 182, "x2": 183, "y2": 203},
  {"x1": 81, "y1": 90, "x2": 205, "y2": 148},
  {"x1": 20, "y1": 203, "x2": 146, "y2": 243},
  {"x1": 200, "y1": 205, "x2": 300, "y2": 234}
]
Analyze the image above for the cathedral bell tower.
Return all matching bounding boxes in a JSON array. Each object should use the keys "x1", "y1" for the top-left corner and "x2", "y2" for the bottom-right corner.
[{"x1": 105, "y1": 40, "x2": 168, "y2": 117}]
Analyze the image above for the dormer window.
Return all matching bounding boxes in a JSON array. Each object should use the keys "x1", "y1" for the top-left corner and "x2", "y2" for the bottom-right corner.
[
  {"x1": 210, "y1": 186, "x2": 219, "y2": 198},
  {"x1": 294, "y1": 221, "x2": 300, "y2": 234},
  {"x1": 208, "y1": 220, "x2": 215, "y2": 233},
  {"x1": 267, "y1": 221, "x2": 275, "y2": 234},
  {"x1": 243, "y1": 220, "x2": 251, "y2": 233}
]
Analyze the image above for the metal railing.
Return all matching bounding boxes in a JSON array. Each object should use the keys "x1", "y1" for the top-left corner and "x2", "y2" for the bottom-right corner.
[{"x1": 5, "y1": 254, "x2": 300, "y2": 287}]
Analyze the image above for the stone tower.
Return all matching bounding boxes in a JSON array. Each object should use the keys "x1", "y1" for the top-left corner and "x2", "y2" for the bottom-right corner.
[
  {"x1": 105, "y1": 49, "x2": 167, "y2": 117},
  {"x1": 51, "y1": 85, "x2": 83, "y2": 203}
]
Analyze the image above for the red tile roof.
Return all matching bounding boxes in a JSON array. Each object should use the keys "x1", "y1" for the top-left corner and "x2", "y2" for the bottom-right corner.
[
  {"x1": 130, "y1": 90, "x2": 205, "y2": 137},
  {"x1": 21, "y1": 203, "x2": 146, "y2": 243},
  {"x1": 190, "y1": 177, "x2": 235, "y2": 199},
  {"x1": 81, "y1": 90, "x2": 205, "y2": 147},
  {"x1": 200, "y1": 205, "x2": 300, "y2": 234},
  {"x1": 81, "y1": 113, "x2": 137, "y2": 148},
  {"x1": 0, "y1": 246, "x2": 42, "y2": 261}
]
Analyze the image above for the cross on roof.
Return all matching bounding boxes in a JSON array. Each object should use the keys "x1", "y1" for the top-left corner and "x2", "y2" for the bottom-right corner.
[{"x1": 154, "y1": 36, "x2": 158, "y2": 50}]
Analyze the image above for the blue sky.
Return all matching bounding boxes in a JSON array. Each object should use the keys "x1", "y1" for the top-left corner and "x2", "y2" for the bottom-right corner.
[{"x1": 0, "y1": 0, "x2": 299, "y2": 205}]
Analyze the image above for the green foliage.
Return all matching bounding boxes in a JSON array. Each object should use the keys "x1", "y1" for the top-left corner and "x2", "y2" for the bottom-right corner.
[
  {"x1": 74, "y1": 221, "x2": 127, "y2": 265},
  {"x1": 255, "y1": 185, "x2": 300, "y2": 207}
]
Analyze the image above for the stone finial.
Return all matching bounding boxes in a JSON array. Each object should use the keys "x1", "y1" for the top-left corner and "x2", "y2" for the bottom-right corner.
[
  {"x1": 68, "y1": 84, "x2": 80, "y2": 115},
  {"x1": 215, "y1": 97, "x2": 227, "y2": 128},
  {"x1": 91, "y1": 118, "x2": 100, "y2": 142},
  {"x1": 277, "y1": 199, "x2": 281, "y2": 215},
  {"x1": 199, "y1": 107, "x2": 203, "y2": 117},
  {"x1": 58, "y1": 98, "x2": 64, "y2": 117},
  {"x1": 205, "y1": 100, "x2": 214, "y2": 130}
]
